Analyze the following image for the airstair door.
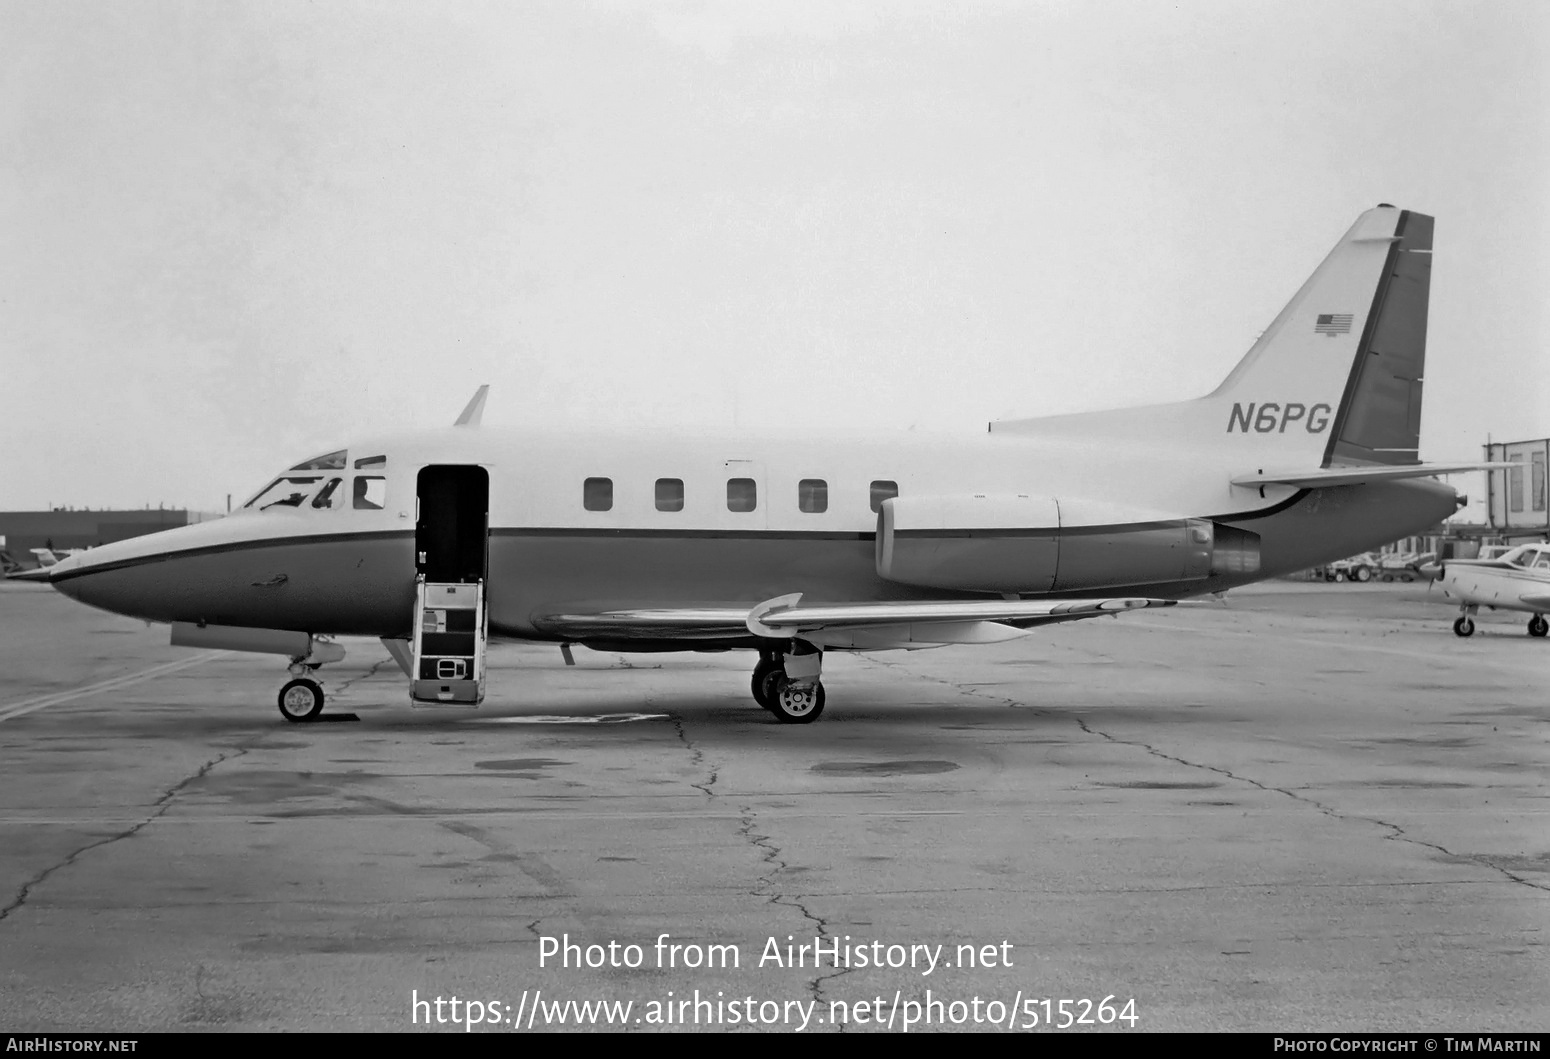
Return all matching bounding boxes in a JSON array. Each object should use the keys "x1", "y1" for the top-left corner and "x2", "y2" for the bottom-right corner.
[{"x1": 410, "y1": 465, "x2": 489, "y2": 706}]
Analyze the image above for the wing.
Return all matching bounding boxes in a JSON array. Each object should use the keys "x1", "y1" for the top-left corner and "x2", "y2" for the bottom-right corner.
[{"x1": 534, "y1": 594, "x2": 1176, "y2": 650}]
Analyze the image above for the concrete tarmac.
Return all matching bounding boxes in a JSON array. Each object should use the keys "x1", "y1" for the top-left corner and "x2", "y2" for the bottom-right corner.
[{"x1": 0, "y1": 579, "x2": 1545, "y2": 1033}]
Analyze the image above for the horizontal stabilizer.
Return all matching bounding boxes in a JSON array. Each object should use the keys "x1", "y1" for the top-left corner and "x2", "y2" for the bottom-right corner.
[{"x1": 1231, "y1": 463, "x2": 1517, "y2": 489}]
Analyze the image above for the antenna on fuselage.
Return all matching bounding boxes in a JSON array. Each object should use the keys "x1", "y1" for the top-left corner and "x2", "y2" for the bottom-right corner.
[{"x1": 454, "y1": 385, "x2": 489, "y2": 427}]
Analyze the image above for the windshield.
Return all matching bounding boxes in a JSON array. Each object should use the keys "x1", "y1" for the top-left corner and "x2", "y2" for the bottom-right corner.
[
  {"x1": 244, "y1": 476, "x2": 323, "y2": 511},
  {"x1": 289, "y1": 450, "x2": 347, "y2": 471}
]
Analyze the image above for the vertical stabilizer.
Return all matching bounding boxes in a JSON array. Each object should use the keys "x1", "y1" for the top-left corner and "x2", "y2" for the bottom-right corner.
[
  {"x1": 989, "y1": 206, "x2": 1436, "y2": 473},
  {"x1": 1201, "y1": 205, "x2": 1432, "y2": 468}
]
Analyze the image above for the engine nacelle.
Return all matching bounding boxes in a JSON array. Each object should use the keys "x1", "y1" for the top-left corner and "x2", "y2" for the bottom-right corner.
[{"x1": 875, "y1": 495, "x2": 1259, "y2": 593}]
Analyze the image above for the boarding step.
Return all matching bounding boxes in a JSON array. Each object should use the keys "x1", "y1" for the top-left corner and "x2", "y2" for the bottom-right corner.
[{"x1": 410, "y1": 578, "x2": 487, "y2": 706}]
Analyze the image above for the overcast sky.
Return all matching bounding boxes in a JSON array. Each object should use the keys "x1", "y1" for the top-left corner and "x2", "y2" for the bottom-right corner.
[{"x1": 2, "y1": 0, "x2": 1545, "y2": 512}]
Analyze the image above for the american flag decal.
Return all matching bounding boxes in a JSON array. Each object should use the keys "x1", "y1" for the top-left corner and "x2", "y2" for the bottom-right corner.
[{"x1": 1315, "y1": 313, "x2": 1354, "y2": 335}]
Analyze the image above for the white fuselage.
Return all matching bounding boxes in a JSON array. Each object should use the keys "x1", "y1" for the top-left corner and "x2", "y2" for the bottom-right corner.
[{"x1": 44, "y1": 418, "x2": 1458, "y2": 644}]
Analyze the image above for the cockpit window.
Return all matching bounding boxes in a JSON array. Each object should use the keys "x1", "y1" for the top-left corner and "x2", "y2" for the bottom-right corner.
[
  {"x1": 289, "y1": 450, "x2": 347, "y2": 471},
  {"x1": 244, "y1": 476, "x2": 323, "y2": 510},
  {"x1": 311, "y1": 478, "x2": 343, "y2": 510},
  {"x1": 354, "y1": 454, "x2": 387, "y2": 469}
]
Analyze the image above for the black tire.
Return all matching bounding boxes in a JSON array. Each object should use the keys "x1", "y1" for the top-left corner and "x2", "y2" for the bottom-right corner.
[
  {"x1": 1333, "y1": 571, "x2": 1346, "y2": 582},
  {"x1": 1530, "y1": 616, "x2": 1548, "y2": 638},
  {"x1": 278, "y1": 678, "x2": 324, "y2": 722},
  {"x1": 768, "y1": 678, "x2": 825, "y2": 724},
  {"x1": 1355, "y1": 567, "x2": 1372, "y2": 583},
  {"x1": 751, "y1": 660, "x2": 783, "y2": 710},
  {"x1": 1453, "y1": 617, "x2": 1475, "y2": 638}
]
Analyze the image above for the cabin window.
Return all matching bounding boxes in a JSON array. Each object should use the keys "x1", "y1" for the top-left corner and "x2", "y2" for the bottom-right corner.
[
  {"x1": 869, "y1": 479, "x2": 899, "y2": 513},
  {"x1": 290, "y1": 450, "x2": 347, "y2": 471},
  {"x1": 353, "y1": 476, "x2": 386, "y2": 510},
  {"x1": 727, "y1": 478, "x2": 757, "y2": 513},
  {"x1": 245, "y1": 476, "x2": 321, "y2": 510},
  {"x1": 798, "y1": 479, "x2": 828, "y2": 513},
  {"x1": 655, "y1": 478, "x2": 684, "y2": 513},
  {"x1": 354, "y1": 454, "x2": 387, "y2": 469},
  {"x1": 584, "y1": 477, "x2": 613, "y2": 512},
  {"x1": 311, "y1": 478, "x2": 343, "y2": 510}
]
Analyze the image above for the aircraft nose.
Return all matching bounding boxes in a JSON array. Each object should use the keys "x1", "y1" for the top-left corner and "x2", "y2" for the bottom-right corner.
[{"x1": 46, "y1": 522, "x2": 216, "y2": 618}]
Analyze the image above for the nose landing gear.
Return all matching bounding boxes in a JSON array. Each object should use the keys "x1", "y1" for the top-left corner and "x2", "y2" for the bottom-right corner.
[
  {"x1": 278, "y1": 676, "x2": 325, "y2": 722},
  {"x1": 276, "y1": 645, "x2": 340, "y2": 723},
  {"x1": 1453, "y1": 603, "x2": 1478, "y2": 638}
]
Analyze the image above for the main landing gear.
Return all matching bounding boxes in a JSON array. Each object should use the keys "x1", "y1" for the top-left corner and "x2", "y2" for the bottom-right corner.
[
  {"x1": 1451, "y1": 607, "x2": 1550, "y2": 638},
  {"x1": 750, "y1": 643, "x2": 826, "y2": 723}
]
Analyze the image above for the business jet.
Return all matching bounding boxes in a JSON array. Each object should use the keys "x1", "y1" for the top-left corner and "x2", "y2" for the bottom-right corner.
[
  {"x1": 1435, "y1": 543, "x2": 1550, "y2": 637},
  {"x1": 33, "y1": 205, "x2": 1489, "y2": 724}
]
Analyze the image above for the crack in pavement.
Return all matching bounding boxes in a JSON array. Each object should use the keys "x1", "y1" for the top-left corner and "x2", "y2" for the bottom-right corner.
[
  {"x1": 346, "y1": 793, "x2": 572, "y2": 896},
  {"x1": 666, "y1": 701, "x2": 848, "y2": 1017},
  {"x1": 1072, "y1": 717, "x2": 1550, "y2": 895},
  {"x1": 662, "y1": 696, "x2": 853, "y2": 1017},
  {"x1": 866, "y1": 654, "x2": 1549, "y2": 896},
  {"x1": 736, "y1": 806, "x2": 854, "y2": 1027},
  {"x1": 330, "y1": 658, "x2": 394, "y2": 696},
  {"x1": 864, "y1": 654, "x2": 1047, "y2": 716},
  {"x1": 0, "y1": 745, "x2": 249, "y2": 927},
  {"x1": 667, "y1": 711, "x2": 718, "y2": 799}
]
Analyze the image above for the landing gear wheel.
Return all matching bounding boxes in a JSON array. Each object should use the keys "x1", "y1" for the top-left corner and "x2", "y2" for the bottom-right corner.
[
  {"x1": 1355, "y1": 566, "x2": 1372, "y2": 582},
  {"x1": 1529, "y1": 615, "x2": 1548, "y2": 638},
  {"x1": 752, "y1": 660, "x2": 783, "y2": 711},
  {"x1": 278, "y1": 678, "x2": 324, "y2": 722},
  {"x1": 769, "y1": 678, "x2": 825, "y2": 724},
  {"x1": 1453, "y1": 617, "x2": 1475, "y2": 638}
]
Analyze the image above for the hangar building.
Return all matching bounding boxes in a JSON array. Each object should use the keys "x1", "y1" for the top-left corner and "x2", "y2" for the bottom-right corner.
[
  {"x1": 0, "y1": 509, "x2": 210, "y2": 556},
  {"x1": 1483, "y1": 438, "x2": 1550, "y2": 538}
]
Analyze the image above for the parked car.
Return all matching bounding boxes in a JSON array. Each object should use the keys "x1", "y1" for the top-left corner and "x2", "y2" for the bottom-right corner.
[{"x1": 1379, "y1": 551, "x2": 1437, "y2": 581}]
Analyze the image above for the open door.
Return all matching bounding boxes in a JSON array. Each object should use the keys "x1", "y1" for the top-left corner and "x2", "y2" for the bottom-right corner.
[{"x1": 410, "y1": 465, "x2": 489, "y2": 705}]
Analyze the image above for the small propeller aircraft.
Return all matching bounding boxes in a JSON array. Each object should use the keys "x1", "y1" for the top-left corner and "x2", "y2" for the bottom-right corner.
[
  {"x1": 1435, "y1": 543, "x2": 1550, "y2": 637},
  {"x1": 29, "y1": 205, "x2": 1495, "y2": 723}
]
